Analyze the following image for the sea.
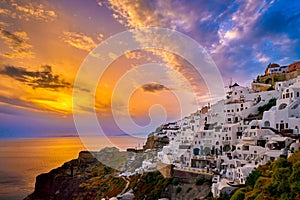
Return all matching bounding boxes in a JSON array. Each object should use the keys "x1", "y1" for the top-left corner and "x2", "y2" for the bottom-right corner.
[{"x1": 0, "y1": 136, "x2": 146, "y2": 200}]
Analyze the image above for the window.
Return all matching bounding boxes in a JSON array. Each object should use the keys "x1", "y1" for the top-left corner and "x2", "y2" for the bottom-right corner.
[
  {"x1": 276, "y1": 124, "x2": 279, "y2": 129},
  {"x1": 241, "y1": 104, "x2": 243, "y2": 107},
  {"x1": 237, "y1": 108, "x2": 239, "y2": 112},
  {"x1": 297, "y1": 92, "x2": 299, "y2": 98},
  {"x1": 241, "y1": 108, "x2": 244, "y2": 111},
  {"x1": 227, "y1": 110, "x2": 230, "y2": 112},
  {"x1": 286, "y1": 123, "x2": 288, "y2": 128},
  {"x1": 283, "y1": 94, "x2": 285, "y2": 99},
  {"x1": 264, "y1": 121, "x2": 270, "y2": 127},
  {"x1": 286, "y1": 93, "x2": 289, "y2": 98},
  {"x1": 291, "y1": 93, "x2": 293, "y2": 98}
]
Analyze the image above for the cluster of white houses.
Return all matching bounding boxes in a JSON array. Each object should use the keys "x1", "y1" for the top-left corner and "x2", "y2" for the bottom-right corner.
[{"x1": 141, "y1": 68, "x2": 300, "y2": 197}]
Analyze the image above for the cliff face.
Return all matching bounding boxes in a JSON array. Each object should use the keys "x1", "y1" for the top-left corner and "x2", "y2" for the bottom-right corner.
[
  {"x1": 143, "y1": 135, "x2": 169, "y2": 150},
  {"x1": 24, "y1": 150, "x2": 123, "y2": 200},
  {"x1": 25, "y1": 149, "x2": 212, "y2": 200}
]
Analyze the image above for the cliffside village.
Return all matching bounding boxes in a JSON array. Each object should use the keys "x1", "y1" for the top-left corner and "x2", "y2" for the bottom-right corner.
[{"x1": 128, "y1": 61, "x2": 300, "y2": 198}]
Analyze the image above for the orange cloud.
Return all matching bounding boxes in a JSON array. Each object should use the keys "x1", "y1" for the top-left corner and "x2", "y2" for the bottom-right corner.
[
  {"x1": 0, "y1": 28, "x2": 34, "y2": 59},
  {"x1": 11, "y1": 2, "x2": 57, "y2": 22},
  {"x1": 62, "y1": 31, "x2": 97, "y2": 52}
]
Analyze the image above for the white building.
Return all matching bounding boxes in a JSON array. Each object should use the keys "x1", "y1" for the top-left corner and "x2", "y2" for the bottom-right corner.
[{"x1": 263, "y1": 76, "x2": 300, "y2": 133}]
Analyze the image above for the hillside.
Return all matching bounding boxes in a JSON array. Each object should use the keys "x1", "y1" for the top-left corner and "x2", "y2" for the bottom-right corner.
[
  {"x1": 230, "y1": 152, "x2": 300, "y2": 200},
  {"x1": 25, "y1": 149, "x2": 212, "y2": 200}
]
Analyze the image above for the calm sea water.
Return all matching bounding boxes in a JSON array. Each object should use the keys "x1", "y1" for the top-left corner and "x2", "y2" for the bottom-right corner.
[{"x1": 0, "y1": 137, "x2": 146, "y2": 200}]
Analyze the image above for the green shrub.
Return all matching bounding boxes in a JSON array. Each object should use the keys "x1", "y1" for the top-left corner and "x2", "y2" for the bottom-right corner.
[
  {"x1": 176, "y1": 186, "x2": 182, "y2": 194},
  {"x1": 246, "y1": 170, "x2": 261, "y2": 189},
  {"x1": 230, "y1": 188, "x2": 245, "y2": 200},
  {"x1": 186, "y1": 187, "x2": 192, "y2": 193},
  {"x1": 196, "y1": 176, "x2": 205, "y2": 185},
  {"x1": 172, "y1": 179, "x2": 180, "y2": 186}
]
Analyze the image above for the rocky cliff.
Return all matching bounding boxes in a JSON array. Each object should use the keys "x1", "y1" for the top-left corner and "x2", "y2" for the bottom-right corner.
[
  {"x1": 143, "y1": 135, "x2": 169, "y2": 150},
  {"x1": 25, "y1": 148, "x2": 211, "y2": 200}
]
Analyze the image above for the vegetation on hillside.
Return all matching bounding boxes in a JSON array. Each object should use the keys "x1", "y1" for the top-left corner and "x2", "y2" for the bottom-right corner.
[
  {"x1": 247, "y1": 98, "x2": 277, "y2": 119},
  {"x1": 257, "y1": 98, "x2": 277, "y2": 116},
  {"x1": 130, "y1": 171, "x2": 173, "y2": 199},
  {"x1": 230, "y1": 152, "x2": 300, "y2": 200}
]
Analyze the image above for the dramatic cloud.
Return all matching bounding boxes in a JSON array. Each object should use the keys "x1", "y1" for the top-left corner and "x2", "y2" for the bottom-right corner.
[
  {"x1": 10, "y1": 1, "x2": 57, "y2": 21},
  {"x1": 105, "y1": 0, "x2": 300, "y2": 84},
  {"x1": 62, "y1": 31, "x2": 97, "y2": 51},
  {"x1": 106, "y1": 0, "x2": 200, "y2": 31},
  {"x1": 0, "y1": 65, "x2": 71, "y2": 90},
  {"x1": 141, "y1": 83, "x2": 168, "y2": 93},
  {"x1": 0, "y1": 28, "x2": 34, "y2": 59}
]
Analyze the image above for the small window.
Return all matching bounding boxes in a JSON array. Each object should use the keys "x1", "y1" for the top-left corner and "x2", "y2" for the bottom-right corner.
[
  {"x1": 297, "y1": 92, "x2": 299, "y2": 97},
  {"x1": 286, "y1": 123, "x2": 288, "y2": 128},
  {"x1": 241, "y1": 104, "x2": 243, "y2": 107},
  {"x1": 237, "y1": 108, "x2": 239, "y2": 112}
]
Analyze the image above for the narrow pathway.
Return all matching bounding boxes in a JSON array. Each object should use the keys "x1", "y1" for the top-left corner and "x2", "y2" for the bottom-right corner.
[{"x1": 120, "y1": 176, "x2": 130, "y2": 195}]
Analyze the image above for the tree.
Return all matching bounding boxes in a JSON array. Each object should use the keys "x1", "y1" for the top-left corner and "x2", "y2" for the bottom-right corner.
[
  {"x1": 289, "y1": 161, "x2": 300, "y2": 194},
  {"x1": 246, "y1": 170, "x2": 261, "y2": 189},
  {"x1": 230, "y1": 189, "x2": 245, "y2": 200}
]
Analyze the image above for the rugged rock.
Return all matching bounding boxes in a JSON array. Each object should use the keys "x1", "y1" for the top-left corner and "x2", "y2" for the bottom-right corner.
[
  {"x1": 25, "y1": 147, "x2": 211, "y2": 200},
  {"x1": 143, "y1": 135, "x2": 169, "y2": 150}
]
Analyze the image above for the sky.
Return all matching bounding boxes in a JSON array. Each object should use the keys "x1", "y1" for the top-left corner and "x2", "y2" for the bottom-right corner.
[{"x1": 0, "y1": 0, "x2": 299, "y2": 138}]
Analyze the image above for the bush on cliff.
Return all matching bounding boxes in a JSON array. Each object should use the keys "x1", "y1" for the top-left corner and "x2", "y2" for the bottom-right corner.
[{"x1": 230, "y1": 151, "x2": 300, "y2": 200}]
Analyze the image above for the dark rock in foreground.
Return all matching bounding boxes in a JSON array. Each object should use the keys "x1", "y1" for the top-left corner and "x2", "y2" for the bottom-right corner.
[{"x1": 25, "y1": 148, "x2": 211, "y2": 200}]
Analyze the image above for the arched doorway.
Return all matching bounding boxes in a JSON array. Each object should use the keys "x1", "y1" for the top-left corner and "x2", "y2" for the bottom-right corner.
[{"x1": 264, "y1": 121, "x2": 270, "y2": 127}]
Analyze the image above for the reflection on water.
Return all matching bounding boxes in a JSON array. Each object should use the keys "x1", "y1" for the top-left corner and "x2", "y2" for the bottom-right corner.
[{"x1": 0, "y1": 136, "x2": 145, "y2": 200}]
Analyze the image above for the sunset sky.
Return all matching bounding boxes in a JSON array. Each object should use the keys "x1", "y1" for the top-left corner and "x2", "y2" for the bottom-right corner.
[{"x1": 0, "y1": 0, "x2": 299, "y2": 138}]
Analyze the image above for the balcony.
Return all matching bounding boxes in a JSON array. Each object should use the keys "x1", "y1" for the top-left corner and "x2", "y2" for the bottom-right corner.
[{"x1": 242, "y1": 136, "x2": 255, "y2": 141}]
